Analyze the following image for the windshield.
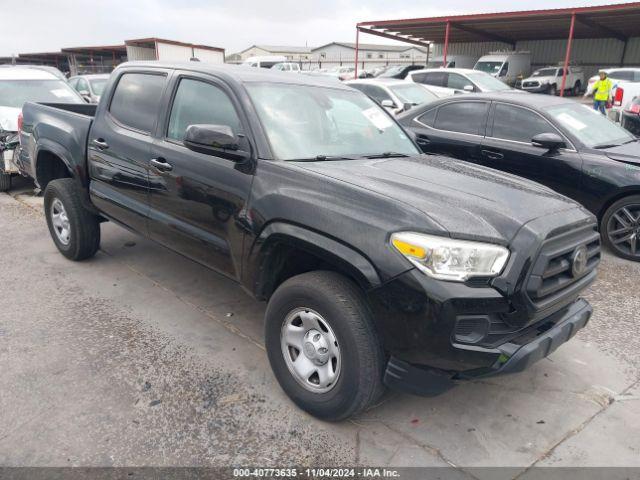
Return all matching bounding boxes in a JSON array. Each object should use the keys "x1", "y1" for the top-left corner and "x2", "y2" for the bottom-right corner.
[
  {"x1": 475, "y1": 61, "x2": 503, "y2": 74},
  {"x1": 466, "y1": 72, "x2": 512, "y2": 91},
  {"x1": 389, "y1": 84, "x2": 438, "y2": 105},
  {"x1": 0, "y1": 79, "x2": 83, "y2": 108},
  {"x1": 545, "y1": 103, "x2": 635, "y2": 148},
  {"x1": 246, "y1": 83, "x2": 420, "y2": 161},
  {"x1": 378, "y1": 66, "x2": 404, "y2": 77},
  {"x1": 532, "y1": 68, "x2": 558, "y2": 77},
  {"x1": 89, "y1": 78, "x2": 108, "y2": 96}
]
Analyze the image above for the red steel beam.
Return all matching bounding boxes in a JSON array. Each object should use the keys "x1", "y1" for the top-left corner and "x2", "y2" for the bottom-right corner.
[
  {"x1": 354, "y1": 27, "x2": 360, "y2": 79},
  {"x1": 443, "y1": 21, "x2": 450, "y2": 67},
  {"x1": 559, "y1": 12, "x2": 576, "y2": 97},
  {"x1": 356, "y1": 27, "x2": 433, "y2": 49}
]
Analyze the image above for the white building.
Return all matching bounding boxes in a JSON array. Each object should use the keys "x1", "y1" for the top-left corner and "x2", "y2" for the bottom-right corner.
[
  {"x1": 228, "y1": 45, "x2": 312, "y2": 63},
  {"x1": 310, "y1": 42, "x2": 430, "y2": 68},
  {"x1": 125, "y1": 38, "x2": 225, "y2": 63}
]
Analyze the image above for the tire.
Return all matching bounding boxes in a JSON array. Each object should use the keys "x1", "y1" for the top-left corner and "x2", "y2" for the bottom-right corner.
[
  {"x1": 601, "y1": 195, "x2": 640, "y2": 262},
  {"x1": 44, "y1": 178, "x2": 100, "y2": 261},
  {"x1": 573, "y1": 81, "x2": 582, "y2": 97},
  {"x1": 265, "y1": 271, "x2": 385, "y2": 421},
  {"x1": 548, "y1": 84, "x2": 557, "y2": 96},
  {"x1": 0, "y1": 172, "x2": 11, "y2": 192}
]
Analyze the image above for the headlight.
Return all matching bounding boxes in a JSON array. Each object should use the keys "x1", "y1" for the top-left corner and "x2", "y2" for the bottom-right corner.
[{"x1": 391, "y1": 232, "x2": 509, "y2": 282}]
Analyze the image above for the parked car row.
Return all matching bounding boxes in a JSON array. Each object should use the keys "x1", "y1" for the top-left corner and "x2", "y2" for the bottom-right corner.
[{"x1": 13, "y1": 62, "x2": 606, "y2": 421}]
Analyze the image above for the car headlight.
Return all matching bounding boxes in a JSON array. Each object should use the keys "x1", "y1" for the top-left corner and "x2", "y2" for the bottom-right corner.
[{"x1": 391, "y1": 232, "x2": 510, "y2": 282}]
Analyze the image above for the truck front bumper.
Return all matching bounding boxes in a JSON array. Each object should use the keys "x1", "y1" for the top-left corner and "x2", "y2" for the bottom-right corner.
[{"x1": 383, "y1": 298, "x2": 592, "y2": 396}]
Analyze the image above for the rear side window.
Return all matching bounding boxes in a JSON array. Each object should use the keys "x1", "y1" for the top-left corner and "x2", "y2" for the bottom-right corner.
[
  {"x1": 109, "y1": 72, "x2": 166, "y2": 133},
  {"x1": 434, "y1": 102, "x2": 488, "y2": 135},
  {"x1": 167, "y1": 78, "x2": 242, "y2": 141},
  {"x1": 417, "y1": 108, "x2": 437, "y2": 127},
  {"x1": 609, "y1": 70, "x2": 634, "y2": 82},
  {"x1": 412, "y1": 71, "x2": 446, "y2": 87},
  {"x1": 492, "y1": 104, "x2": 556, "y2": 143}
]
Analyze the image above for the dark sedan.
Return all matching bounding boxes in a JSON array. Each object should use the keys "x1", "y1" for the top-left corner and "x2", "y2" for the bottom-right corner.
[{"x1": 398, "y1": 93, "x2": 640, "y2": 261}]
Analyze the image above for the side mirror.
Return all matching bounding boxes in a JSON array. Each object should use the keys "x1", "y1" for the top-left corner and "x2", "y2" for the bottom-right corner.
[
  {"x1": 381, "y1": 99, "x2": 396, "y2": 108},
  {"x1": 78, "y1": 90, "x2": 92, "y2": 102},
  {"x1": 183, "y1": 124, "x2": 248, "y2": 161},
  {"x1": 463, "y1": 85, "x2": 474, "y2": 92},
  {"x1": 532, "y1": 132, "x2": 565, "y2": 151},
  {"x1": 402, "y1": 102, "x2": 413, "y2": 112}
]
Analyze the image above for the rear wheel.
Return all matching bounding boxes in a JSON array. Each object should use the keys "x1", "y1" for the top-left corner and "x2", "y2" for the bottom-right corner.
[
  {"x1": 601, "y1": 195, "x2": 640, "y2": 261},
  {"x1": 0, "y1": 171, "x2": 11, "y2": 192},
  {"x1": 548, "y1": 84, "x2": 557, "y2": 96},
  {"x1": 44, "y1": 178, "x2": 101, "y2": 261},
  {"x1": 573, "y1": 81, "x2": 582, "y2": 96},
  {"x1": 265, "y1": 271, "x2": 385, "y2": 421}
]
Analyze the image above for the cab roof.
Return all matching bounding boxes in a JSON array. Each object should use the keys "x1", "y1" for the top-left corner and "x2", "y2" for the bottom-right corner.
[
  {"x1": 117, "y1": 61, "x2": 352, "y2": 90},
  {"x1": 0, "y1": 66, "x2": 62, "y2": 81}
]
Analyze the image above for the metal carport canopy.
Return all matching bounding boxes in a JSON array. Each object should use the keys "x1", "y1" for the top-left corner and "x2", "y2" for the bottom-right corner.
[{"x1": 355, "y1": 2, "x2": 640, "y2": 93}]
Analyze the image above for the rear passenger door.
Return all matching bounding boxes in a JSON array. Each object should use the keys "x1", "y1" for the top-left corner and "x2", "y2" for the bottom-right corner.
[
  {"x1": 147, "y1": 73, "x2": 254, "y2": 279},
  {"x1": 88, "y1": 70, "x2": 169, "y2": 234},
  {"x1": 411, "y1": 71, "x2": 451, "y2": 96},
  {"x1": 410, "y1": 100, "x2": 488, "y2": 162},
  {"x1": 482, "y1": 102, "x2": 583, "y2": 199}
]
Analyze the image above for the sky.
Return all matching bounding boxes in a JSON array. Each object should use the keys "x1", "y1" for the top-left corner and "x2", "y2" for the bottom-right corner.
[{"x1": 1, "y1": 0, "x2": 627, "y2": 57}]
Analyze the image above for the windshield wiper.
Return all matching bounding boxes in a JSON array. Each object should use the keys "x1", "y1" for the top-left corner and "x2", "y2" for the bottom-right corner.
[
  {"x1": 622, "y1": 138, "x2": 639, "y2": 145},
  {"x1": 362, "y1": 152, "x2": 410, "y2": 159},
  {"x1": 593, "y1": 143, "x2": 621, "y2": 149},
  {"x1": 294, "y1": 155, "x2": 357, "y2": 162}
]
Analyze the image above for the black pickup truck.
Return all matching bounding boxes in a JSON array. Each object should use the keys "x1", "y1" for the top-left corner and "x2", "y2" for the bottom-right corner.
[{"x1": 18, "y1": 62, "x2": 600, "y2": 421}]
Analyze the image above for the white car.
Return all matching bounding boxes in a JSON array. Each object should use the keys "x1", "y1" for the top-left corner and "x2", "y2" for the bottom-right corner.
[
  {"x1": 271, "y1": 62, "x2": 301, "y2": 73},
  {"x1": 521, "y1": 66, "x2": 584, "y2": 96},
  {"x1": 406, "y1": 68, "x2": 521, "y2": 97},
  {"x1": 68, "y1": 74, "x2": 109, "y2": 103},
  {"x1": 0, "y1": 67, "x2": 84, "y2": 190},
  {"x1": 345, "y1": 79, "x2": 439, "y2": 116},
  {"x1": 586, "y1": 68, "x2": 640, "y2": 120}
]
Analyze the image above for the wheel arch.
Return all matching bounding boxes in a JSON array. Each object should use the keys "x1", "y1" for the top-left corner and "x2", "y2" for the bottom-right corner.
[
  {"x1": 34, "y1": 140, "x2": 76, "y2": 191},
  {"x1": 597, "y1": 187, "x2": 640, "y2": 224},
  {"x1": 248, "y1": 222, "x2": 381, "y2": 300}
]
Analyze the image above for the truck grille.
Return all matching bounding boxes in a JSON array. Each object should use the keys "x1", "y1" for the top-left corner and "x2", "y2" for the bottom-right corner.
[
  {"x1": 523, "y1": 81, "x2": 539, "y2": 88},
  {"x1": 526, "y1": 225, "x2": 600, "y2": 309}
]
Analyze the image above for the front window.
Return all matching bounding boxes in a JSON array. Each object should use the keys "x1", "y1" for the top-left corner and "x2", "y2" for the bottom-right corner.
[
  {"x1": 466, "y1": 72, "x2": 512, "y2": 91},
  {"x1": 389, "y1": 84, "x2": 438, "y2": 105},
  {"x1": 89, "y1": 78, "x2": 108, "y2": 96},
  {"x1": 0, "y1": 79, "x2": 83, "y2": 108},
  {"x1": 532, "y1": 68, "x2": 558, "y2": 78},
  {"x1": 246, "y1": 83, "x2": 420, "y2": 161},
  {"x1": 475, "y1": 61, "x2": 503, "y2": 75},
  {"x1": 545, "y1": 103, "x2": 635, "y2": 149}
]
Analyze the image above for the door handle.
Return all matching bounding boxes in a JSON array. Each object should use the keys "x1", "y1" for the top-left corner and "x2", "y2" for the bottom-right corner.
[
  {"x1": 481, "y1": 149, "x2": 504, "y2": 160},
  {"x1": 416, "y1": 135, "x2": 431, "y2": 147},
  {"x1": 92, "y1": 138, "x2": 109, "y2": 150},
  {"x1": 150, "y1": 157, "x2": 173, "y2": 172}
]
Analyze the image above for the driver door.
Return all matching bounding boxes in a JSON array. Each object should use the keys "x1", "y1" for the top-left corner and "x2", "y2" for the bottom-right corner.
[{"x1": 482, "y1": 102, "x2": 583, "y2": 199}]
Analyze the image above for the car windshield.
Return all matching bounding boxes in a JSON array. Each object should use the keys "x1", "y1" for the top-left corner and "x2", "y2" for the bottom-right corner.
[
  {"x1": 389, "y1": 84, "x2": 438, "y2": 105},
  {"x1": 475, "y1": 61, "x2": 503, "y2": 74},
  {"x1": 532, "y1": 68, "x2": 558, "y2": 77},
  {"x1": 466, "y1": 72, "x2": 512, "y2": 91},
  {"x1": 0, "y1": 79, "x2": 83, "y2": 108},
  {"x1": 246, "y1": 83, "x2": 420, "y2": 161},
  {"x1": 545, "y1": 103, "x2": 635, "y2": 148},
  {"x1": 89, "y1": 78, "x2": 108, "y2": 96},
  {"x1": 378, "y1": 66, "x2": 404, "y2": 77}
]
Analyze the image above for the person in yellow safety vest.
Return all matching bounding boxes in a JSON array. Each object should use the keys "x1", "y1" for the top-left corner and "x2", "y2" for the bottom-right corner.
[{"x1": 584, "y1": 71, "x2": 613, "y2": 115}]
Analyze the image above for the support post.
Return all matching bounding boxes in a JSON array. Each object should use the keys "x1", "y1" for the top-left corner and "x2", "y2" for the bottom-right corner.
[
  {"x1": 443, "y1": 21, "x2": 450, "y2": 67},
  {"x1": 354, "y1": 27, "x2": 360, "y2": 79},
  {"x1": 559, "y1": 12, "x2": 576, "y2": 97}
]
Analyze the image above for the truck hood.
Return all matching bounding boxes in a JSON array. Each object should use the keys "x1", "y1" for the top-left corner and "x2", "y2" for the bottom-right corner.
[
  {"x1": 524, "y1": 76, "x2": 554, "y2": 83},
  {"x1": 295, "y1": 155, "x2": 582, "y2": 244},
  {"x1": 603, "y1": 141, "x2": 640, "y2": 165},
  {"x1": 0, "y1": 106, "x2": 20, "y2": 132}
]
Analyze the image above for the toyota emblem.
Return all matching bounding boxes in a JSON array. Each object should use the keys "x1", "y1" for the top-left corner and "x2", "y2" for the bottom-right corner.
[{"x1": 571, "y1": 245, "x2": 588, "y2": 278}]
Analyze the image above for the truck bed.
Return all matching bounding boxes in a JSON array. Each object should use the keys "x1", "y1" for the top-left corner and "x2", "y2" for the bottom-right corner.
[{"x1": 20, "y1": 102, "x2": 97, "y2": 185}]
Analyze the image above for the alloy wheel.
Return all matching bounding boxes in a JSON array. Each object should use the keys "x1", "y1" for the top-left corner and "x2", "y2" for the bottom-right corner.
[
  {"x1": 51, "y1": 198, "x2": 71, "y2": 246},
  {"x1": 607, "y1": 203, "x2": 640, "y2": 258},
  {"x1": 280, "y1": 307, "x2": 341, "y2": 393}
]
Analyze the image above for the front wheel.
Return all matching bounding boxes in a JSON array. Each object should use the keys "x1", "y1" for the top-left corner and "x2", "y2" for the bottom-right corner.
[
  {"x1": 548, "y1": 84, "x2": 557, "y2": 96},
  {"x1": 265, "y1": 271, "x2": 385, "y2": 421},
  {"x1": 573, "y1": 81, "x2": 582, "y2": 96},
  {"x1": 601, "y1": 195, "x2": 640, "y2": 261},
  {"x1": 44, "y1": 178, "x2": 101, "y2": 261}
]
